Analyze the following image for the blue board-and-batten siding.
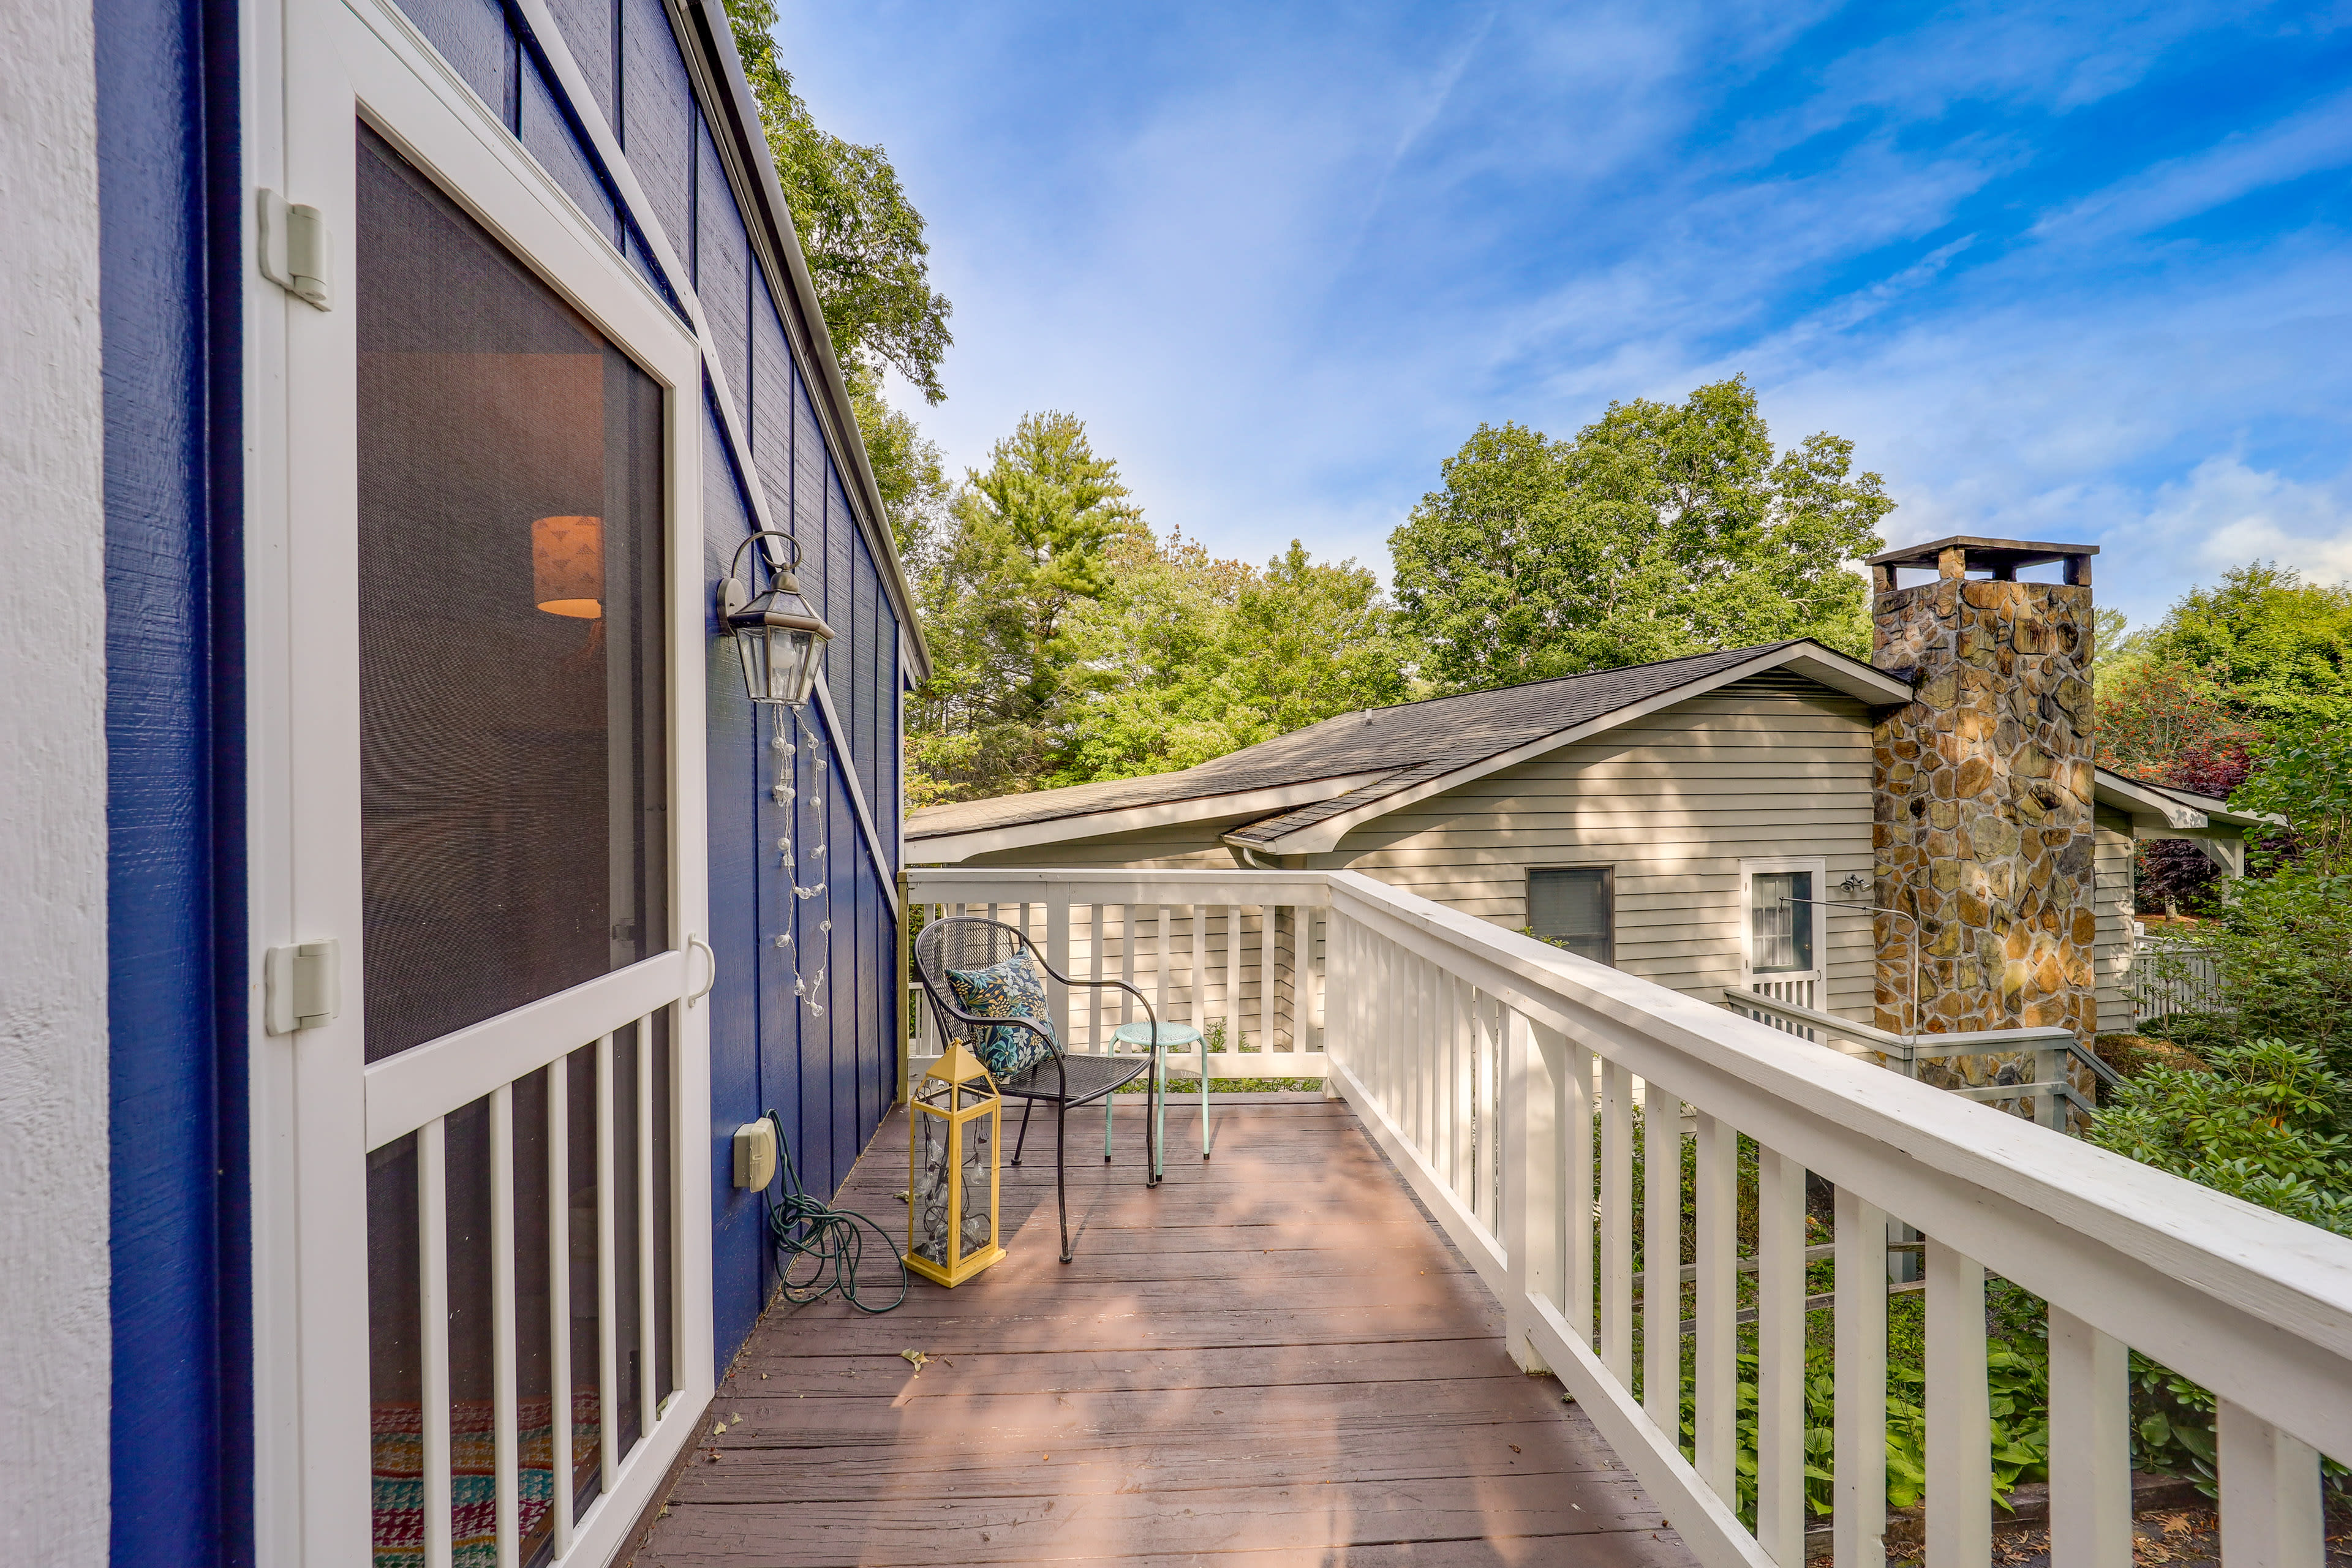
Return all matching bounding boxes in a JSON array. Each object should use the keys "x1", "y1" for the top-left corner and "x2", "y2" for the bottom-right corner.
[
  {"x1": 96, "y1": 0, "x2": 252, "y2": 1556},
  {"x1": 380, "y1": 0, "x2": 914, "y2": 1368}
]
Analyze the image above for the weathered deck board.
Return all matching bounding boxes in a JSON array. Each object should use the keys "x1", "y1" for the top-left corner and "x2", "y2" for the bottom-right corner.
[{"x1": 629, "y1": 1100, "x2": 1696, "y2": 1568}]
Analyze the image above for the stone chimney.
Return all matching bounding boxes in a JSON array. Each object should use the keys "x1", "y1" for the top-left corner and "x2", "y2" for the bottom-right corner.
[{"x1": 1866, "y1": 537, "x2": 2100, "y2": 1047}]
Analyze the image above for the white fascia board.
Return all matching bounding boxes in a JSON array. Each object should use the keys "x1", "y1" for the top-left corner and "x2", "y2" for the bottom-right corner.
[
  {"x1": 1774, "y1": 647, "x2": 1915, "y2": 705},
  {"x1": 1253, "y1": 644, "x2": 1899, "y2": 855},
  {"x1": 2094, "y1": 769, "x2": 2211, "y2": 832},
  {"x1": 905, "y1": 773, "x2": 1385, "y2": 864}
]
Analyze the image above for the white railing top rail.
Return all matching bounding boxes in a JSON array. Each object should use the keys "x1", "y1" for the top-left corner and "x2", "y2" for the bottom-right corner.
[
  {"x1": 907, "y1": 865, "x2": 1332, "y2": 905},
  {"x1": 1322, "y1": 870, "x2": 2352, "y2": 1460}
]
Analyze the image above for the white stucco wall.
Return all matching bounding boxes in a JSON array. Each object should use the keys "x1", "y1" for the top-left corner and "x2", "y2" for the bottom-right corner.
[{"x1": 0, "y1": 1, "x2": 111, "y2": 1559}]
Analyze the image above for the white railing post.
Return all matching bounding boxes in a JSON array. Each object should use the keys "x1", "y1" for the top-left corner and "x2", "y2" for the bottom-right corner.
[
  {"x1": 1694, "y1": 1111, "x2": 1736, "y2": 1501},
  {"x1": 489, "y1": 1084, "x2": 518, "y2": 1568},
  {"x1": 1503, "y1": 1007, "x2": 1558, "y2": 1373},
  {"x1": 1047, "y1": 889, "x2": 1071, "y2": 1047},
  {"x1": 2217, "y1": 1400, "x2": 2324, "y2": 1568},
  {"x1": 1260, "y1": 903, "x2": 1275, "y2": 1057},
  {"x1": 1086, "y1": 902, "x2": 1102, "y2": 1049},
  {"x1": 1468, "y1": 992, "x2": 1486, "y2": 1222},
  {"x1": 420, "y1": 1115, "x2": 453, "y2": 1568},
  {"x1": 1600, "y1": 1057, "x2": 1634, "y2": 1382},
  {"x1": 594, "y1": 1032, "x2": 619, "y2": 1494},
  {"x1": 546, "y1": 1054, "x2": 574, "y2": 1556},
  {"x1": 1834, "y1": 1185, "x2": 1887, "y2": 1568},
  {"x1": 1564, "y1": 1036, "x2": 1595, "y2": 1349},
  {"x1": 1757, "y1": 1146, "x2": 1808, "y2": 1567},
  {"x1": 1401, "y1": 949, "x2": 1420, "y2": 1161},
  {"x1": 1926, "y1": 1239, "x2": 1991, "y2": 1568},
  {"x1": 2048, "y1": 1306, "x2": 2130, "y2": 1568},
  {"x1": 1226, "y1": 904, "x2": 1242, "y2": 1051},
  {"x1": 1325, "y1": 914, "x2": 1349, "y2": 1098},
  {"x1": 1642, "y1": 1076, "x2": 1680, "y2": 1434},
  {"x1": 1129, "y1": 902, "x2": 1147, "y2": 1034}
]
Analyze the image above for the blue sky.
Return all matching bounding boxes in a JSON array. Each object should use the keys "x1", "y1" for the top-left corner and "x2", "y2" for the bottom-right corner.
[{"x1": 774, "y1": 1, "x2": 2352, "y2": 630}]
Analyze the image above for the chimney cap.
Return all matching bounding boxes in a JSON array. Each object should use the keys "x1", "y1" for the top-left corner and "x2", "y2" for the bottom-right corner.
[{"x1": 1864, "y1": 535, "x2": 2098, "y2": 572}]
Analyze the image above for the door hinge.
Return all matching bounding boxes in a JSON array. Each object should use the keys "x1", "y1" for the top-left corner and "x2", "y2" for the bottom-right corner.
[
  {"x1": 257, "y1": 189, "x2": 332, "y2": 310},
  {"x1": 265, "y1": 939, "x2": 342, "y2": 1035}
]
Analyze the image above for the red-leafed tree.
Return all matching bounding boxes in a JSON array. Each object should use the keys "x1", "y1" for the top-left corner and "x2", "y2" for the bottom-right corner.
[{"x1": 2096, "y1": 655, "x2": 2262, "y2": 914}]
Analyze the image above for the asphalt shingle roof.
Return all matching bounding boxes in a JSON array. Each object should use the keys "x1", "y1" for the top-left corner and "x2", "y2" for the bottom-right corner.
[{"x1": 907, "y1": 643, "x2": 1808, "y2": 843}]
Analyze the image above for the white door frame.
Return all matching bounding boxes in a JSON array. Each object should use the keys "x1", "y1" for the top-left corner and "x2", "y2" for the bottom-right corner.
[
  {"x1": 1738, "y1": 855, "x2": 1828, "y2": 1008},
  {"x1": 244, "y1": 0, "x2": 712, "y2": 1560}
]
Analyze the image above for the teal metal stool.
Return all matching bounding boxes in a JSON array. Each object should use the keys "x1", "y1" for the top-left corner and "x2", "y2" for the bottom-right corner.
[{"x1": 1108, "y1": 1021, "x2": 1208, "y2": 1178}]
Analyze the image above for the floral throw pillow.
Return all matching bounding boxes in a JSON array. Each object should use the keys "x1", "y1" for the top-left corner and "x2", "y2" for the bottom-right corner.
[{"x1": 945, "y1": 956, "x2": 1059, "y2": 1082}]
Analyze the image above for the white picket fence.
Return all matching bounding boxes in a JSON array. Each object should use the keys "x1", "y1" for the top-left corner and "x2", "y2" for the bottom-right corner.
[
  {"x1": 2131, "y1": 937, "x2": 2225, "y2": 1026},
  {"x1": 908, "y1": 866, "x2": 2352, "y2": 1568}
]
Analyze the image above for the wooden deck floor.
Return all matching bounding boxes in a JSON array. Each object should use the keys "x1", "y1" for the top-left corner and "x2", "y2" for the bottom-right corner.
[{"x1": 630, "y1": 1098, "x2": 1698, "y2": 1568}]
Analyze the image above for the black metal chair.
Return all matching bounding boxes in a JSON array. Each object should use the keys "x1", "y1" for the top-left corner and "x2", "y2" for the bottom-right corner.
[{"x1": 911, "y1": 916, "x2": 1164, "y2": 1262}]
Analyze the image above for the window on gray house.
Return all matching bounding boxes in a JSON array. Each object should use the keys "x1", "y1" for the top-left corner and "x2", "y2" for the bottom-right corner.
[
  {"x1": 1751, "y1": 870, "x2": 1815, "y2": 973},
  {"x1": 1529, "y1": 867, "x2": 1613, "y2": 964}
]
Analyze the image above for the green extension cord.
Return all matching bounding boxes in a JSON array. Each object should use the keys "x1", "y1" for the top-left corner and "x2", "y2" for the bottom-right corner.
[{"x1": 760, "y1": 1109, "x2": 908, "y2": 1314}]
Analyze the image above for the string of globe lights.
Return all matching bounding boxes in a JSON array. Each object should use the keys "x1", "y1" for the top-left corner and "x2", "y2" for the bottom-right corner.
[{"x1": 719, "y1": 530, "x2": 837, "y2": 1017}]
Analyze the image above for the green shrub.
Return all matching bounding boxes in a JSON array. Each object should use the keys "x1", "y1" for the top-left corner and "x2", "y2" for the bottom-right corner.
[{"x1": 2089, "y1": 1037, "x2": 2352, "y2": 1237}]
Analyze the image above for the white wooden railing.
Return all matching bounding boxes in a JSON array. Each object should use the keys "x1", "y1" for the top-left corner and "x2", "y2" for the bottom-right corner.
[
  {"x1": 1725, "y1": 988, "x2": 2113, "y2": 1133},
  {"x1": 910, "y1": 866, "x2": 2352, "y2": 1568},
  {"x1": 904, "y1": 869, "x2": 1329, "y2": 1083}
]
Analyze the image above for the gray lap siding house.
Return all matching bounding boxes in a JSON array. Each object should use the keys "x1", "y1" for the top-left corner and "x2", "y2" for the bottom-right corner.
[
  {"x1": 909, "y1": 636, "x2": 2259, "y2": 1040},
  {"x1": 911, "y1": 646, "x2": 1896, "y2": 1024}
]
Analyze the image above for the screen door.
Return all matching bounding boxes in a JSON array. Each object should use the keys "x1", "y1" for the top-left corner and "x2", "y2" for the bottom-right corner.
[
  {"x1": 353, "y1": 123, "x2": 680, "y2": 1568},
  {"x1": 253, "y1": 6, "x2": 712, "y2": 1559}
]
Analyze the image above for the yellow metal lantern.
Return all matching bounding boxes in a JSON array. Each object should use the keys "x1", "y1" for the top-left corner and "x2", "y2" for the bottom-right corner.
[{"x1": 905, "y1": 1042, "x2": 1005, "y2": 1287}]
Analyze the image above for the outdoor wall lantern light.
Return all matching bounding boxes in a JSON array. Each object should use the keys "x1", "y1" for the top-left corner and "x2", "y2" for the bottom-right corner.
[
  {"x1": 532, "y1": 514, "x2": 605, "y2": 617},
  {"x1": 719, "y1": 529, "x2": 834, "y2": 708},
  {"x1": 905, "y1": 1042, "x2": 1005, "y2": 1288}
]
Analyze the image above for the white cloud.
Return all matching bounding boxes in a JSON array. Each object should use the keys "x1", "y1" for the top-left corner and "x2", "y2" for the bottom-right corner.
[{"x1": 2146, "y1": 456, "x2": 2352, "y2": 578}]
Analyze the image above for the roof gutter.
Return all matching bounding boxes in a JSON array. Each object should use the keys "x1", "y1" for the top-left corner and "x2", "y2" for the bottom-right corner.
[{"x1": 906, "y1": 772, "x2": 1387, "y2": 864}]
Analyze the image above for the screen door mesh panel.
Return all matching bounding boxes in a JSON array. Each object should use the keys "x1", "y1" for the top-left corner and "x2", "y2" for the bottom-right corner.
[{"x1": 355, "y1": 123, "x2": 666, "y2": 1065}]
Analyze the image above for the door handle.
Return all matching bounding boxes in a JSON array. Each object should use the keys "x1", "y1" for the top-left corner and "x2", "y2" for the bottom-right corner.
[{"x1": 686, "y1": 933, "x2": 717, "y2": 1005}]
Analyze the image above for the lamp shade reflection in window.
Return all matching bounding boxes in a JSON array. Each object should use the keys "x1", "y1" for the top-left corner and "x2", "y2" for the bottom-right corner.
[{"x1": 532, "y1": 514, "x2": 604, "y2": 617}]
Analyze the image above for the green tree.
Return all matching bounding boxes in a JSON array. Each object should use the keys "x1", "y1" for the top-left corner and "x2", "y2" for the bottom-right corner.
[
  {"x1": 910, "y1": 412, "x2": 1144, "y2": 801},
  {"x1": 2142, "y1": 720, "x2": 2352, "y2": 1096},
  {"x1": 722, "y1": 0, "x2": 951, "y2": 403},
  {"x1": 1050, "y1": 535, "x2": 1419, "y2": 785},
  {"x1": 2131, "y1": 562, "x2": 2352, "y2": 726},
  {"x1": 1390, "y1": 378, "x2": 1892, "y2": 692},
  {"x1": 2091, "y1": 606, "x2": 2136, "y2": 676},
  {"x1": 1050, "y1": 532, "x2": 1265, "y2": 783},
  {"x1": 846, "y1": 366, "x2": 950, "y2": 568}
]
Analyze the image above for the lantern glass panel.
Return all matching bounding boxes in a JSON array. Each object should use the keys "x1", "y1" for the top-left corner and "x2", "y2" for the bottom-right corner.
[{"x1": 910, "y1": 1087, "x2": 993, "y2": 1270}]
